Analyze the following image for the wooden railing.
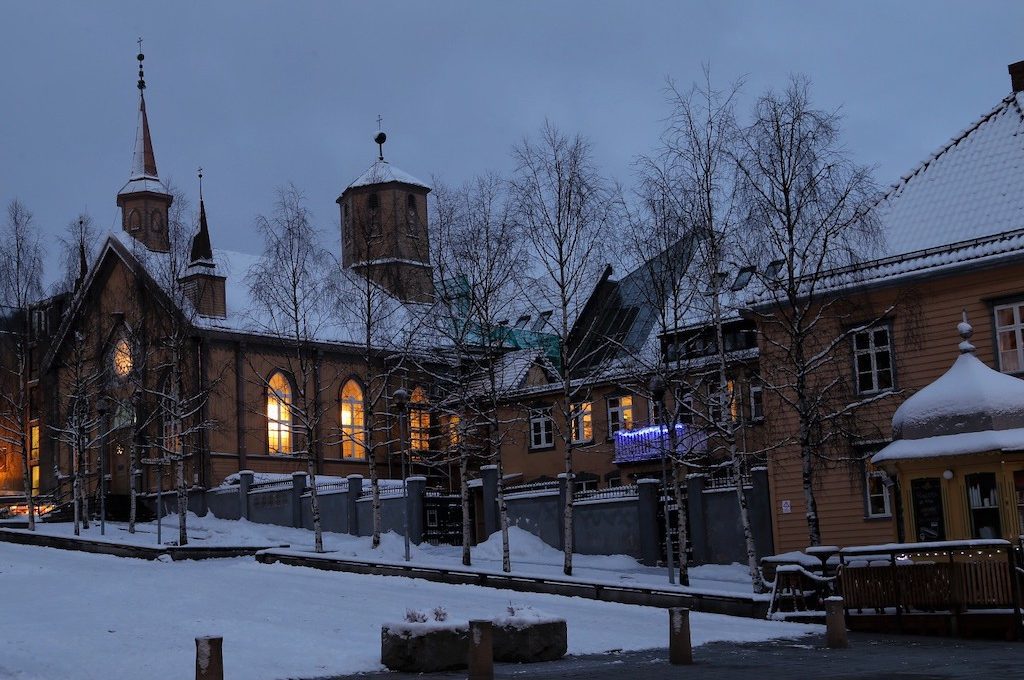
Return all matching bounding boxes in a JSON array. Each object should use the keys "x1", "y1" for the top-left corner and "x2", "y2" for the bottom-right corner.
[{"x1": 837, "y1": 540, "x2": 1022, "y2": 617}]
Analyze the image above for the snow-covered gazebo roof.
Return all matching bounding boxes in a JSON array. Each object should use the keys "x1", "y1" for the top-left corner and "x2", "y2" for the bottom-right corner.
[{"x1": 872, "y1": 314, "x2": 1024, "y2": 464}]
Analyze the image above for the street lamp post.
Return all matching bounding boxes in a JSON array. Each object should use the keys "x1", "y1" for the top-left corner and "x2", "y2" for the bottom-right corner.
[
  {"x1": 393, "y1": 388, "x2": 411, "y2": 562},
  {"x1": 96, "y1": 396, "x2": 111, "y2": 536},
  {"x1": 648, "y1": 375, "x2": 675, "y2": 586}
]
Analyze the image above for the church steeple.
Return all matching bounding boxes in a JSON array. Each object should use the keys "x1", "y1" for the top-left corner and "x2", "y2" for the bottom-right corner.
[
  {"x1": 337, "y1": 129, "x2": 434, "y2": 303},
  {"x1": 116, "y1": 40, "x2": 173, "y2": 253},
  {"x1": 180, "y1": 168, "x2": 227, "y2": 319}
]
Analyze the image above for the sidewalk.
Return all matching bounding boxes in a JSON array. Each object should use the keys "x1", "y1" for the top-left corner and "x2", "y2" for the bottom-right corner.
[{"x1": 327, "y1": 633, "x2": 1022, "y2": 679}]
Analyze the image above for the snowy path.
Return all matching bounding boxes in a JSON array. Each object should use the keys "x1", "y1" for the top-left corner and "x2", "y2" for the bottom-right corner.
[
  {"x1": 0, "y1": 542, "x2": 817, "y2": 680},
  {"x1": 26, "y1": 514, "x2": 765, "y2": 599}
]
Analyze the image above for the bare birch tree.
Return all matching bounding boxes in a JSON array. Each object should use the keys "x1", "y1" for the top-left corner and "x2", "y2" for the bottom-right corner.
[
  {"x1": 247, "y1": 184, "x2": 339, "y2": 553},
  {"x1": 735, "y1": 77, "x2": 884, "y2": 547},
  {"x1": 510, "y1": 121, "x2": 617, "y2": 576},
  {"x1": 427, "y1": 174, "x2": 524, "y2": 569},
  {"x1": 0, "y1": 200, "x2": 44, "y2": 529}
]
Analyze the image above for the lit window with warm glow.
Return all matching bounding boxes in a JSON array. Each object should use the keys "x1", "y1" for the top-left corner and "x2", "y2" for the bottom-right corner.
[
  {"x1": 29, "y1": 424, "x2": 39, "y2": 461},
  {"x1": 112, "y1": 338, "x2": 133, "y2": 377},
  {"x1": 267, "y1": 372, "x2": 293, "y2": 455},
  {"x1": 410, "y1": 386, "x2": 429, "y2": 451},
  {"x1": 571, "y1": 402, "x2": 592, "y2": 444},
  {"x1": 448, "y1": 414, "x2": 461, "y2": 448},
  {"x1": 340, "y1": 380, "x2": 366, "y2": 460},
  {"x1": 607, "y1": 395, "x2": 633, "y2": 434}
]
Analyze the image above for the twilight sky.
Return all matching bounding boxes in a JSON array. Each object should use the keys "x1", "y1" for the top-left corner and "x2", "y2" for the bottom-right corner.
[{"x1": 1, "y1": 1, "x2": 1022, "y2": 284}]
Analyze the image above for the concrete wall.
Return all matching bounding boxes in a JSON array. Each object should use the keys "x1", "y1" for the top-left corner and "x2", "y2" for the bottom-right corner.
[
  {"x1": 301, "y1": 490, "x2": 349, "y2": 533},
  {"x1": 574, "y1": 498, "x2": 641, "y2": 559},
  {"x1": 504, "y1": 492, "x2": 562, "y2": 549},
  {"x1": 207, "y1": 488, "x2": 241, "y2": 520},
  {"x1": 247, "y1": 488, "x2": 292, "y2": 527},
  {"x1": 687, "y1": 468, "x2": 774, "y2": 565}
]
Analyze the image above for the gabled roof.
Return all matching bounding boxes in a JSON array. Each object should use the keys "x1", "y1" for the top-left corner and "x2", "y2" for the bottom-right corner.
[
  {"x1": 877, "y1": 92, "x2": 1024, "y2": 257},
  {"x1": 346, "y1": 159, "x2": 430, "y2": 191}
]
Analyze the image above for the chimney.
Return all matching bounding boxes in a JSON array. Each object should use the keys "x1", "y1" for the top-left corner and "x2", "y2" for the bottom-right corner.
[{"x1": 1009, "y1": 60, "x2": 1024, "y2": 94}]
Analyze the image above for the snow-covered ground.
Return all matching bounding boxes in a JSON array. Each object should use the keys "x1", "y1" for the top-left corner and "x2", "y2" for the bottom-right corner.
[
  {"x1": 0, "y1": 541, "x2": 817, "y2": 680},
  {"x1": 26, "y1": 513, "x2": 763, "y2": 598}
]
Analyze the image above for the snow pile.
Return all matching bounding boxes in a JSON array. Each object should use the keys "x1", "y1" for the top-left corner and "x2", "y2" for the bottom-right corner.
[{"x1": 473, "y1": 526, "x2": 641, "y2": 572}]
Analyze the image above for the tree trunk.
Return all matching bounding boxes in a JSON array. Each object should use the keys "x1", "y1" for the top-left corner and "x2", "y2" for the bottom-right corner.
[
  {"x1": 459, "y1": 446, "x2": 471, "y2": 566},
  {"x1": 307, "y1": 454, "x2": 323, "y2": 553},
  {"x1": 72, "y1": 444, "x2": 81, "y2": 536},
  {"x1": 128, "y1": 441, "x2": 138, "y2": 534},
  {"x1": 562, "y1": 436, "x2": 574, "y2": 576},
  {"x1": 801, "y1": 438, "x2": 821, "y2": 547},
  {"x1": 176, "y1": 457, "x2": 187, "y2": 546},
  {"x1": 671, "y1": 459, "x2": 689, "y2": 587},
  {"x1": 732, "y1": 449, "x2": 765, "y2": 592},
  {"x1": 366, "y1": 408, "x2": 382, "y2": 549},
  {"x1": 81, "y1": 448, "x2": 90, "y2": 530}
]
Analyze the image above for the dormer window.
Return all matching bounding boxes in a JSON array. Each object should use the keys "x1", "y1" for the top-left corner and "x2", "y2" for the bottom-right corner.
[{"x1": 732, "y1": 266, "x2": 755, "y2": 291}]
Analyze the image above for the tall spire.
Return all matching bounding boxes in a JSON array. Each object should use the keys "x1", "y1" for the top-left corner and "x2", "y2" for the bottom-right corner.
[
  {"x1": 130, "y1": 39, "x2": 158, "y2": 180},
  {"x1": 189, "y1": 167, "x2": 214, "y2": 265}
]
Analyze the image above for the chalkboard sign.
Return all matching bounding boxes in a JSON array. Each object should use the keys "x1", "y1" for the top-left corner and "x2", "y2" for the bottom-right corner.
[{"x1": 911, "y1": 477, "x2": 945, "y2": 541}]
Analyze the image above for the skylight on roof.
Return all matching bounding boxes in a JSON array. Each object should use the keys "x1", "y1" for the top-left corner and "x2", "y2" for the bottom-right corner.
[
  {"x1": 531, "y1": 310, "x2": 552, "y2": 331},
  {"x1": 515, "y1": 314, "x2": 531, "y2": 329},
  {"x1": 731, "y1": 266, "x2": 755, "y2": 291},
  {"x1": 765, "y1": 259, "x2": 784, "y2": 279}
]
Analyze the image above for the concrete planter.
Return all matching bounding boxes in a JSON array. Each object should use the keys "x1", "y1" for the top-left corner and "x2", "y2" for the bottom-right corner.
[{"x1": 380, "y1": 616, "x2": 567, "y2": 672}]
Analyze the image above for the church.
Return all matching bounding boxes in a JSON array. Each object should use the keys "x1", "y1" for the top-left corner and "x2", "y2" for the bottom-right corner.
[{"x1": 20, "y1": 49, "x2": 459, "y2": 510}]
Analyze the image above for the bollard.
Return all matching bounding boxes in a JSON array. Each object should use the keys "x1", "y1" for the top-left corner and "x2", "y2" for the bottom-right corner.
[
  {"x1": 195, "y1": 636, "x2": 224, "y2": 680},
  {"x1": 468, "y1": 619, "x2": 494, "y2": 680},
  {"x1": 668, "y1": 607, "x2": 693, "y2": 665},
  {"x1": 825, "y1": 596, "x2": 849, "y2": 648}
]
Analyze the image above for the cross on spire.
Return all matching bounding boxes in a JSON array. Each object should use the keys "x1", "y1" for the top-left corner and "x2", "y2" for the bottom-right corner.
[
  {"x1": 137, "y1": 37, "x2": 146, "y2": 91},
  {"x1": 377, "y1": 114, "x2": 383, "y2": 130}
]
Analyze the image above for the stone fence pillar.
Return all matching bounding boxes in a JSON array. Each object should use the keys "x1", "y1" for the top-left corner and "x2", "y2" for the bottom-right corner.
[
  {"x1": 686, "y1": 473, "x2": 708, "y2": 565},
  {"x1": 637, "y1": 478, "x2": 661, "y2": 566},
  {"x1": 238, "y1": 470, "x2": 253, "y2": 521},
  {"x1": 481, "y1": 465, "x2": 498, "y2": 539},
  {"x1": 291, "y1": 471, "x2": 307, "y2": 529},
  {"x1": 406, "y1": 476, "x2": 427, "y2": 544},
  {"x1": 346, "y1": 474, "x2": 363, "y2": 536}
]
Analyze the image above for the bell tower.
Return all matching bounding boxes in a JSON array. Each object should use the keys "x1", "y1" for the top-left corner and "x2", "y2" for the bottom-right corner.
[
  {"x1": 337, "y1": 130, "x2": 433, "y2": 303},
  {"x1": 116, "y1": 41, "x2": 172, "y2": 253}
]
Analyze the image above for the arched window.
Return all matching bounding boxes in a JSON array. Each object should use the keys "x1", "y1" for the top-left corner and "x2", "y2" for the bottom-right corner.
[
  {"x1": 150, "y1": 210, "x2": 163, "y2": 234},
  {"x1": 267, "y1": 372, "x2": 293, "y2": 454},
  {"x1": 406, "y1": 194, "x2": 418, "y2": 234},
  {"x1": 410, "y1": 386, "x2": 429, "y2": 452},
  {"x1": 340, "y1": 379, "x2": 366, "y2": 460},
  {"x1": 127, "y1": 209, "x2": 142, "y2": 232},
  {"x1": 163, "y1": 376, "x2": 182, "y2": 456},
  {"x1": 111, "y1": 337, "x2": 134, "y2": 378}
]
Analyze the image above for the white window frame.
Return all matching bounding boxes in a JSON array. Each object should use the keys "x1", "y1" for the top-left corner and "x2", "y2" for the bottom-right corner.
[
  {"x1": 570, "y1": 401, "x2": 593, "y2": 444},
  {"x1": 607, "y1": 395, "x2": 633, "y2": 435},
  {"x1": 853, "y1": 324, "x2": 894, "y2": 394},
  {"x1": 865, "y1": 465, "x2": 892, "y2": 518},
  {"x1": 749, "y1": 384, "x2": 764, "y2": 421},
  {"x1": 529, "y1": 407, "x2": 554, "y2": 450},
  {"x1": 995, "y1": 302, "x2": 1024, "y2": 373},
  {"x1": 679, "y1": 393, "x2": 694, "y2": 425}
]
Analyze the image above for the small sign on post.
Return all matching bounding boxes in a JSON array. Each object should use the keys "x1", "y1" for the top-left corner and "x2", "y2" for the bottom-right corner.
[
  {"x1": 468, "y1": 619, "x2": 493, "y2": 680},
  {"x1": 668, "y1": 607, "x2": 693, "y2": 665},
  {"x1": 195, "y1": 635, "x2": 224, "y2": 680}
]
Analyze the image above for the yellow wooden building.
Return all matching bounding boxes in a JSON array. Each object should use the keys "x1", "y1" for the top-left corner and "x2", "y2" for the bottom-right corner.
[{"x1": 873, "y1": 315, "x2": 1024, "y2": 542}]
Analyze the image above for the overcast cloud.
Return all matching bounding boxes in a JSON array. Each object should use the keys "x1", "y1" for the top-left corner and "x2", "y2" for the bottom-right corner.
[{"x1": 1, "y1": 1, "x2": 1022, "y2": 283}]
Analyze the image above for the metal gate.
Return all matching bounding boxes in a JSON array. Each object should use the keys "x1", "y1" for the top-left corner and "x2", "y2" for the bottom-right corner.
[
  {"x1": 656, "y1": 483, "x2": 692, "y2": 565},
  {"x1": 423, "y1": 491, "x2": 466, "y2": 546}
]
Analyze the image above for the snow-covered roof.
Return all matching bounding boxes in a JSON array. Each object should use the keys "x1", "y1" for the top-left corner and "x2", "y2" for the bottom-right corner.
[
  {"x1": 872, "y1": 316, "x2": 1024, "y2": 463},
  {"x1": 876, "y1": 92, "x2": 1024, "y2": 258},
  {"x1": 347, "y1": 159, "x2": 430, "y2": 191},
  {"x1": 101, "y1": 230, "x2": 432, "y2": 351}
]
